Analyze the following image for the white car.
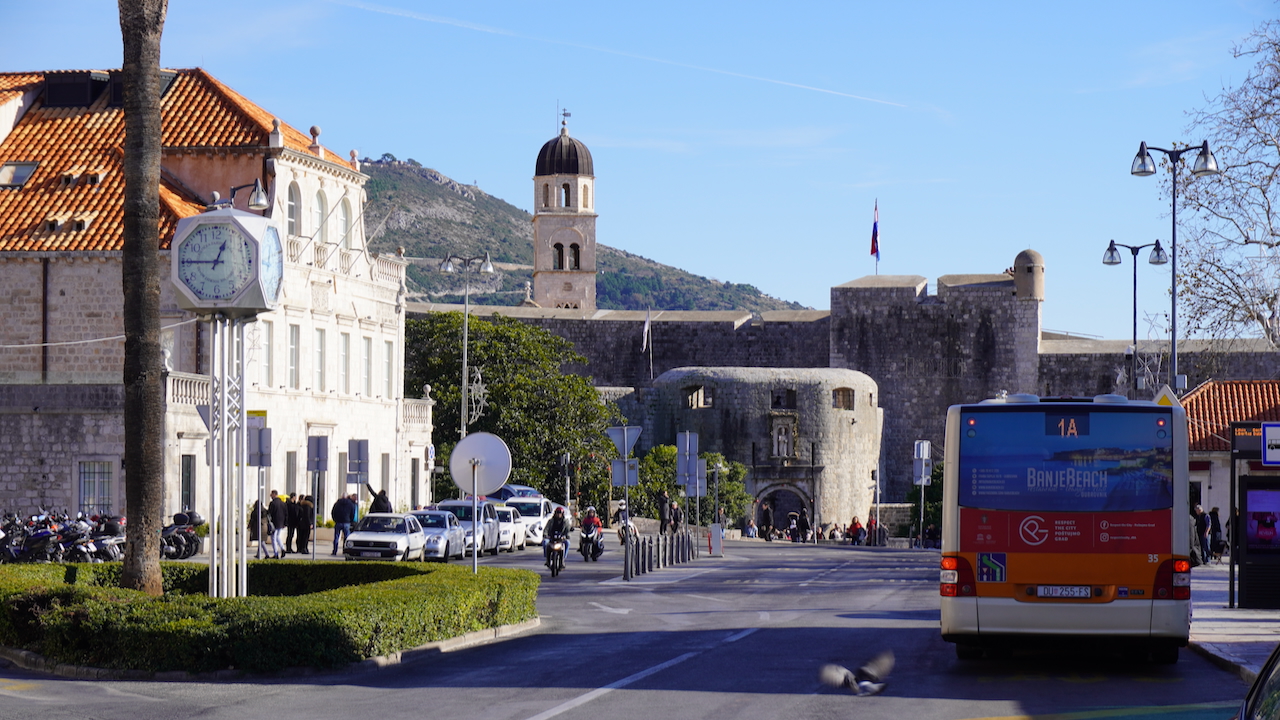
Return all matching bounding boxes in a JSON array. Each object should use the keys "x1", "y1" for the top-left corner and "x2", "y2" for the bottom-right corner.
[
  {"x1": 437, "y1": 500, "x2": 500, "y2": 556},
  {"x1": 505, "y1": 497, "x2": 554, "y2": 545},
  {"x1": 495, "y1": 506, "x2": 526, "y2": 552},
  {"x1": 343, "y1": 513, "x2": 427, "y2": 561},
  {"x1": 409, "y1": 510, "x2": 466, "y2": 561}
]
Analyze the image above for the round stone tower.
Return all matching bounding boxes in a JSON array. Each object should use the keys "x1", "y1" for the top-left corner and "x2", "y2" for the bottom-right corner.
[
  {"x1": 1013, "y1": 248, "x2": 1045, "y2": 301},
  {"x1": 532, "y1": 120, "x2": 597, "y2": 310}
]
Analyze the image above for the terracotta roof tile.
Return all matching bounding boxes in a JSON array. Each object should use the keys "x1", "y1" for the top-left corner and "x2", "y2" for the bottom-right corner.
[
  {"x1": 0, "y1": 68, "x2": 350, "y2": 254},
  {"x1": 1182, "y1": 380, "x2": 1280, "y2": 452}
]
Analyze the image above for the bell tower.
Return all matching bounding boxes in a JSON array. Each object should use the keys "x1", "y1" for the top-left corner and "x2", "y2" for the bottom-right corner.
[{"x1": 532, "y1": 116, "x2": 596, "y2": 310}]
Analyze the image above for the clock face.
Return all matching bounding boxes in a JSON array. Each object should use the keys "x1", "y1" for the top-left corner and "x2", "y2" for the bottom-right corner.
[
  {"x1": 176, "y1": 223, "x2": 255, "y2": 301},
  {"x1": 260, "y1": 226, "x2": 283, "y2": 303}
]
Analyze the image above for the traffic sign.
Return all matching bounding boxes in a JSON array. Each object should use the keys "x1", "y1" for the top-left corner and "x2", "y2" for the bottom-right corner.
[
  {"x1": 449, "y1": 432, "x2": 512, "y2": 496},
  {"x1": 611, "y1": 458, "x2": 639, "y2": 486},
  {"x1": 1264, "y1": 423, "x2": 1280, "y2": 466},
  {"x1": 677, "y1": 431, "x2": 699, "y2": 485},
  {"x1": 606, "y1": 426, "x2": 642, "y2": 457},
  {"x1": 913, "y1": 457, "x2": 933, "y2": 485}
]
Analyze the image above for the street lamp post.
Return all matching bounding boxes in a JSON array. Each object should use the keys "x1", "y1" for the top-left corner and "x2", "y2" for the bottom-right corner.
[
  {"x1": 439, "y1": 252, "x2": 495, "y2": 440},
  {"x1": 1130, "y1": 141, "x2": 1221, "y2": 391},
  {"x1": 1102, "y1": 239, "x2": 1168, "y2": 397}
]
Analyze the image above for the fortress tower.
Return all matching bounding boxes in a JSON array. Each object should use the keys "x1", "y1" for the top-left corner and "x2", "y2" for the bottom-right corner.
[{"x1": 531, "y1": 119, "x2": 597, "y2": 310}]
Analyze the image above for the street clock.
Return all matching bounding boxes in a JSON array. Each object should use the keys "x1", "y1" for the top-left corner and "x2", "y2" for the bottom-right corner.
[{"x1": 171, "y1": 208, "x2": 283, "y2": 317}]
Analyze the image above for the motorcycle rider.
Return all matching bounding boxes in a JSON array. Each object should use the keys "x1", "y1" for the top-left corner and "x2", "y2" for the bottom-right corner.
[
  {"x1": 543, "y1": 506, "x2": 569, "y2": 566},
  {"x1": 580, "y1": 506, "x2": 603, "y2": 558}
]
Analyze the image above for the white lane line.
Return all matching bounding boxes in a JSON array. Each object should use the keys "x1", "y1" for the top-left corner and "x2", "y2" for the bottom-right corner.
[
  {"x1": 598, "y1": 568, "x2": 719, "y2": 585},
  {"x1": 685, "y1": 593, "x2": 728, "y2": 603},
  {"x1": 589, "y1": 601, "x2": 632, "y2": 614},
  {"x1": 724, "y1": 628, "x2": 759, "y2": 643},
  {"x1": 758, "y1": 611, "x2": 770, "y2": 621},
  {"x1": 521, "y1": 651, "x2": 700, "y2": 720}
]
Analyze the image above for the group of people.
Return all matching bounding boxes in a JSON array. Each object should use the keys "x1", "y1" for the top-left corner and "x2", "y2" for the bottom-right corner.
[
  {"x1": 752, "y1": 502, "x2": 891, "y2": 545},
  {"x1": 249, "y1": 490, "x2": 315, "y2": 558},
  {"x1": 655, "y1": 490, "x2": 686, "y2": 535}
]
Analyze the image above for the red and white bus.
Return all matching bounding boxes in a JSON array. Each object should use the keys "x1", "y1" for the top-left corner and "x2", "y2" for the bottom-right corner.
[{"x1": 939, "y1": 393, "x2": 1190, "y2": 663}]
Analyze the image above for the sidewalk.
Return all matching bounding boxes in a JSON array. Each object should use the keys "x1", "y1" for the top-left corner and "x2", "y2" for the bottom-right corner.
[{"x1": 1190, "y1": 560, "x2": 1280, "y2": 683}]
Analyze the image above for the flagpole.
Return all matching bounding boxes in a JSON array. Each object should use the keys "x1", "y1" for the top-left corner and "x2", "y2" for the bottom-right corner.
[{"x1": 870, "y1": 199, "x2": 880, "y2": 275}]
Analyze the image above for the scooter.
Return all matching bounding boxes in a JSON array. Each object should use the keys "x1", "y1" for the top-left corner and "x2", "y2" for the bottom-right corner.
[
  {"x1": 579, "y1": 526, "x2": 604, "y2": 562},
  {"x1": 546, "y1": 531, "x2": 568, "y2": 577}
]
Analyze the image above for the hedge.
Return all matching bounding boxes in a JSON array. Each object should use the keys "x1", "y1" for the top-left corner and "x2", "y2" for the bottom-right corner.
[{"x1": 0, "y1": 561, "x2": 539, "y2": 674}]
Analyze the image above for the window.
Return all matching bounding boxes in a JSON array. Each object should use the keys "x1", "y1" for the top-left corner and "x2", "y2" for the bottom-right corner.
[
  {"x1": 569, "y1": 243, "x2": 581, "y2": 270},
  {"x1": 411, "y1": 458, "x2": 420, "y2": 509},
  {"x1": 262, "y1": 321, "x2": 274, "y2": 387},
  {"x1": 340, "y1": 332, "x2": 350, "y2": 393},
  {"x1": 313, "y1": 191, "x2": 328, "y2": 244},
  {"x1": 288, "y1": 324, "x2": 300, "y2": 389},
  {"x1": 542, "y1": 183, "x2": 549, "y2": 208},
  {"x1": 314, "y1": 328, "x2": 326, "y2": 391},
  {"x1": 562, "y1": 183, "x2": 571, "y2": 207},
  {"x1": 384, "y1": 340, "x2": 394, "y2": 397},
  {"x1": 286, "y1": 451, "x2": 297, "y2": 495},
  {"x1": 362, "y1": 337, "x2": 372, "y2": 395},
  {"x1": 685, "y1": 385, "x2": 713, "y2": 409},
  {"x1": 772, "y1": 389, "x2": 797, "y2": 409},
  {"x1": 180, "y1": 454, "x2": 195, "y2": 510},
  {"x1": 582, "y1": 184, "x2": 589, "y2": 208},
  {"x1": 553, "y1": 243, "x2": 564, "y2": 270},
  {"x1": 339, "y1": 198, "x2": 352, "y2": 250},
  {"x1": 286, "y1": 183, "x2": 300, "y2": 236},
  {"x1": 78, "y1": 460, "x2": 112, "y2": 516},
  {"x1": 0, "y1": 162, "x2": 38, "y2": 188},
  {"x1": 833, "y1": 387, "x2": 855, "y2": 410}
]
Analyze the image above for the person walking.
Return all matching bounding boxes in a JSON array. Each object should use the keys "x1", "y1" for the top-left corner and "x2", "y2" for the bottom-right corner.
[
  {"x1": 296, "y1": 495, "x2": 314, "y2": 554},
  {"x1": 331, "y1": 493, "x2": 357, "y2": 555},
  {"x1": 267, "y1": 490, "x2": 288, "y2": 559},
  {"x1": 285, "y1": 493, "x2": 300, "y2": 554},
  {"x1": 1194, "y1": 505, "x2": 1211, "y2": 565},
  {"x1": 1209, "y1": 506, "x2": 1225, "y2": 563},
  {"x1": 369, "y1": 487, "x2": 393, "y2": 514},
  {"x1": 760, "y1": 501, "x2": 774, "y2": 542},
  {"x1": 797, "y1": 507, "x2": 812, "y2": 543},
  {"x1": 849, "y1": 516, "x2": 864, "y2": 546},
  {"x1": 657, "y1": 490, "x2": 671, "y2": 535},
  {"x1": 866, "y1": 516, "x2": 879, "y2": 547},
  {"x1": 248, "y1": 499, "x2": 262, "y2": 544}
]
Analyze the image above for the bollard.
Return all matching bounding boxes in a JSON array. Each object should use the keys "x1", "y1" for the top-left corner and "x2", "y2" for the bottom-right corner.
[{"x1": 623, "y1": 535, "x2": 632, "y2": 581}]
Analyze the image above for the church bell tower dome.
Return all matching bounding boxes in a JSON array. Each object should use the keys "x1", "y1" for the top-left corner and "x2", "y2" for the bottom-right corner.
[
  {"x1": 531, "y1": 116, "x2": 597, "y2": 311},
  {"x1": 536, "y1": 125, "x2": 594, "y2": 176}
]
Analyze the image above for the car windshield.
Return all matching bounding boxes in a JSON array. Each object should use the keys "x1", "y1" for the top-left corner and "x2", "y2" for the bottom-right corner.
[
  {"x1": 496, "y1": 510, "x2": 513, "y2": 522},
  {"x1": 415, "y1": 514, "x2": 448, "y2": 529},
  {"x1": 442, "y1": 505, "x2": 474, "y2": 521},
  {"x1": 356, "y1": 516, "x2": 406, "y2": 533},
  {"x1": 508, "y1": 501, "x2": 540, "y2": 516}
]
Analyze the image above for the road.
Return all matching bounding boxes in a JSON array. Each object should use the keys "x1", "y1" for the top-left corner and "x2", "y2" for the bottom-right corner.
[{"x1": 0, "y1": 540, "x2": 1248, "y2": 720}]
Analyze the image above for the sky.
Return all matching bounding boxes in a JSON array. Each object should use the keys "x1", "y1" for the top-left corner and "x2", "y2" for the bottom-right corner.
[{"x1": 1, "y1": 1, "x2": 1273, "y2": 341}]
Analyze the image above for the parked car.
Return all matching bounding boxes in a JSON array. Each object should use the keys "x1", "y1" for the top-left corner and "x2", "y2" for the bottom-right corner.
[
  {"x1": 437, "y1": 499, "x2": 500, "y2": 556},
  {"x1": 505, "y1": 497, "x2": 555, "y2": 545},
  {"x1": 495, "y1": 506, "x2": 526, "y2": 552},
  {"x1": 409, "y1": 510, "x2": 465, "y2": 561},
  {"x1": 1235, "y1": 637, "x2": 1280, "y2": 719},
  {"x1": 343, "y1": 513, "x2": 427, "y2": 561},
  {"x1": 488, "y1": 484, "x2": 541, "y2": 502}
]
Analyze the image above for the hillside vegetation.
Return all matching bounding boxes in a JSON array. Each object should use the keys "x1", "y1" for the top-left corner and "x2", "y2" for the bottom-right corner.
[{"x1": 360, "y1": 158, "x2": 806, "y2": 312}]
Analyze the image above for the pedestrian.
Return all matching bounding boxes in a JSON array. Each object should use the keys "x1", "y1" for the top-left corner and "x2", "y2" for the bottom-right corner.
[
  {"x1": 760, "y1": 501, "x2": 774, "y2": 542},
  {"x1": 657, "y1": 490, "x2": 671, "y2": 535},
  {"x1": 849, "y1": 516, "x2": 864, "y2": 545},
  {"x1": 670, "y1": 501, "x2": 683, "y2": 535},
  {"x1": 924, "y1": 523, "x2": 940, "y2": 549},
  {"x1": 285, "y1": 493, "x2": 299, "y2": 553},
  {"x1": 296, "y1": 495, "x2": 314, "y2": 554},
  {"x1": 797, "y1": 507, "x2": 812, "y2": 543},
  {"x1": 248, "y1": 499, "x2": 262, "y2": 543},
  {"x1": 1194, "y1": 504, "x2": 1211, "y2": 564},
  {"x1": 1209, "y1": 506, "x2": 1225, "y2": 563},
  {"x1": 267, "y1": 490, "x2": 288, "y2": 559},
  {"x1": 745, "y1": 519, "x2": 758, "y2": 538},
  {"x1": 787, "y1": 511, "x2": 799, "y2": 542},
  {"x1": 369, "y1": 487, "x2": 393, "y2": 514},
  {"x1": 331, "y1": 492, "x2": 357, "y2": 555},
  {"x1": 866, "y1": 517, "x2": 878, "y2": 547}
]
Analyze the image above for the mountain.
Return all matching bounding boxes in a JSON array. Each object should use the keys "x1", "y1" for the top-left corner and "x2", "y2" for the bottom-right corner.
[{"x1": 359, "y1": 158, "x2": 808, "y2": 312}]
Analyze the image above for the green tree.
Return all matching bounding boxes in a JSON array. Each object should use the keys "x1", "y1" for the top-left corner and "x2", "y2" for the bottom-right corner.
[
  {"x1": 635, "y1": 446, "x2": 751, "y2": 527},
  {"x1": 404, "y1": 312, "x2": 620, "y2": 504}
]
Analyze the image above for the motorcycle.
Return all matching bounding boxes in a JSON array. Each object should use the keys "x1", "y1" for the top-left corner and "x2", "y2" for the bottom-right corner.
[
  {"x1": 159, "y1": 512, "x2": 205, "y2": 560},
  {"x1": 546, "y1": 531, "x2": 567, "y2": 577},
  {"x1": 89, "y1": 514, "x2": 126, "y2": 562},
  {"x1": 1, "y1": 509, "x2": 66, "y2": 563},
  {"x1": 579, "y1": 526, "x2": 604, "y2": 562}
]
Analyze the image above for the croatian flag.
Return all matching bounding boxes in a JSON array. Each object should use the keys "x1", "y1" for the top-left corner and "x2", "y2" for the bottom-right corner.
[{"x1": 870, "y1": 200, "x2": 880, "y2": 261}]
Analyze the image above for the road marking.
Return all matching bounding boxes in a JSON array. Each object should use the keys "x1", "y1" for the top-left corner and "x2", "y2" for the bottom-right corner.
[
  {"x1": 588, "y1": 601, "x2": 632, "y2": 614},
  {"x1": 958, "y1": 700, "x2": 1237, "y2": 720},
  {"x1": 758, "y1": 611, "x2": 770, "y2": 621},
  {"x1": 598, "y1": 568, "x2": 719, "y2": 585},
  {"x1": 521, "y1": 651, "x2": 700, "y2": 720},
  {"x1": 724, "y1": 628, "x2": 758, "y2": 643},
  {"x1": 685, "y1": 593, "x2": 727, "y2": 603}
]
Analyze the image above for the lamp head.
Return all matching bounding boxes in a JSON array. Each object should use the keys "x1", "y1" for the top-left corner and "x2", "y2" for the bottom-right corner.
[
  {"x1": 1191, "y1": 141, "x2": 1220, "y2": 177},
  {"x1": 1131, "y1": 142, "x2": 1156, "y2": 177},
  {"x1": 479, "y1": 252, "x2": 495, "y2": 274},
  {"x1": 1148, "y1": 240, "x2": 1168, "y2": 265},
  {"x1": 247, "y1": 178, "x2": 269, "y2": 211},
  {"x1": 1102, "y1": 240, "x2": 1123, "y2": 266},
  {"x1": 439, "y1": 256, "x2": 457, "y2": 273}
]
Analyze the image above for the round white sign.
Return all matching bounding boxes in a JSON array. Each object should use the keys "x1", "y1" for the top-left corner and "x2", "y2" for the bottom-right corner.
[{"x1": 449, "y1": 432, "x2": 512, "y2": 496}]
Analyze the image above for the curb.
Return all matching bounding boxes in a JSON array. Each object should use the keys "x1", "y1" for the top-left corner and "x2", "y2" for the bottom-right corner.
[
  {"x1": 0, "y1": 616, "x2": 541, "y2": 682},
  {"x1": 1189, "y1": 640, "x2": 1259, "y2": 685}
]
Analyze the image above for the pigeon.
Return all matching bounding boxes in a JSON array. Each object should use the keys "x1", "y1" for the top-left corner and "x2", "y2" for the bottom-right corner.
[{"x1": 819, "y1": 650, "x2": 895, "y2": 696}]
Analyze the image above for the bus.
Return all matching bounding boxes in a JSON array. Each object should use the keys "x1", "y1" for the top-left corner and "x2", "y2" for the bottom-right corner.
[{"x1": 939, "y1": 393, "x2": 1190, "y2": 663}]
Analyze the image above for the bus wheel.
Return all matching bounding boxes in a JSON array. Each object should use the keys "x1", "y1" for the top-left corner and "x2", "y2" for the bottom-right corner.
[
  {"x1": 955, "y1": 644, "x2": 984, "y2": 661},
  {"x1": 1151, "y1": 643, "x2": 1179, "y2": 665}
]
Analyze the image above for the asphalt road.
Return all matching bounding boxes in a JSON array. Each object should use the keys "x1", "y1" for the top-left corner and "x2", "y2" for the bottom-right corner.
[{"x1": 0, "y1": 540, "x2": 1249, "y2": 720}]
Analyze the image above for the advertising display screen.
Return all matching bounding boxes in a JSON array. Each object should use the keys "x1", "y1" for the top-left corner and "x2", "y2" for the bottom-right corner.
[
  {"x1": 1246, "y1": 489, "x2": 1280, "y2": 555},
  {"x1": 958, "y1": 407, "x2": 1174, "y2": 513}
]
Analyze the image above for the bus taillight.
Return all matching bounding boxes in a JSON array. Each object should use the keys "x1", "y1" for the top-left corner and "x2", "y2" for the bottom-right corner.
[
  {"x1": 1154, "y1": 558, "x2": 1192, "y2": 600},
  {"x1": 940, "y1": 556, "x2": 976, "y2": 597}
]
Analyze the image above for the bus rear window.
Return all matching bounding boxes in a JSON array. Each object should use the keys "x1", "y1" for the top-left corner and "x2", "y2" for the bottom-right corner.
[{"x1": 958, "y1": 408, "x2": 1173, "y2": 512}]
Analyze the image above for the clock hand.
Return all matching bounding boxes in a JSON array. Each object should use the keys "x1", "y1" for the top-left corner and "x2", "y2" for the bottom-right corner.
[{"x1": 211, "y1": 240, "x2": 227, "y2": 269}]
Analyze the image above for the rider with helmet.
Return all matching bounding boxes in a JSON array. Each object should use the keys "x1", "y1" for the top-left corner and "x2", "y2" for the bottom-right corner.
[
  {"x1": 543, "y1": 506, "x2": 569, "y2": 565},
  {"x1": 581, "y1": 506, "x2": 602, "y2": 534}
]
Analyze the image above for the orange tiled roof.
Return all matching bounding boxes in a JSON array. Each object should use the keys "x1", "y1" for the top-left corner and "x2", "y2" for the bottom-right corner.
[
  {"x1": 0, "y1": 68, "x2": 352, "y2": 253},
  {"x1": 1182, "y1": 380, "x2": 1280, "y2": 452}
]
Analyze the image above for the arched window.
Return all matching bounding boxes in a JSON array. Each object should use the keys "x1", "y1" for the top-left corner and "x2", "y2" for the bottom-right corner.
[
  {"x1": 542, "y1": 184, "x2": 550, "y2": 208},
  {"x1": 339, "y1": 198, "x2": 352, "y2": 250},
  {"x1": 561, "y1": 183, "x2": 571, "y2": 208},
  {"x1": 553, "y1": 243, "x2": 564, "y2": 270},
  {"x1": 286, "y1": 183, "x2": 300, "y2": 236},
  {"x1": 569, "y1": 243, "x2": 581, "y2": 270},
  {"x1": 582, "y1": 184, "x2": 589, "y2": 208},
  {"x1": 313, "y1": 191, "x2": 327, "y2": 244}
]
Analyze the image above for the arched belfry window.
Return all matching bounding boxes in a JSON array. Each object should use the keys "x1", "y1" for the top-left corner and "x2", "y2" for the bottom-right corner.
[
  {"x1": 286, "y1": 183, "x2": 300, "y2": 236},
  {"x1": 542, "y1": 184, "x2": 550, "y2": 208},
  {"x1": 313, "y1": 191, "x2": 328, "y2": 244},
  {"x1": 339, "y1": 198, "x2": 352, "y2": 250},
  {"x1": 553, "y1": 243, "x2": 564, "y2": 270},
  {"x1": 582, "y1": 185, "x2": 589, "y2": 208},
  {"x1": 562, "y1": 183, "x2": 571, "y2": 208},
  {"x1": 569, "y1": 243, "x2": 581, "y2": 270}
]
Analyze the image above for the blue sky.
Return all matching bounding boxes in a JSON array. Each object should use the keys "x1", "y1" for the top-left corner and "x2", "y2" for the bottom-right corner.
[{"x1": 2, "y1": 1, "x2": 1271, "y2": 340}]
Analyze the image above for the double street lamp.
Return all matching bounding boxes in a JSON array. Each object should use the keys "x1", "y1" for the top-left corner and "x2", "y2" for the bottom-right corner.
[
  {"x1": 1102, "y1": 239, "x2": 1167, "y2": 396},
  {"x1": 1130, "y1": 141, "x2": 1221, "y2": 390},
  {"x1": 439, "y1": 252, "x2": 494, "y2": 440}
]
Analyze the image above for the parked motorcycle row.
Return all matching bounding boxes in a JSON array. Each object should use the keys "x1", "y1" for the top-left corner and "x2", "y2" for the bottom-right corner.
[{"x1": 0, "y1": 509, "x2": 204, "y2": 564}]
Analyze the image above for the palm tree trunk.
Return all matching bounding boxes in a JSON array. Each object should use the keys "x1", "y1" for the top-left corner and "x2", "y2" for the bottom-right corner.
[{"x1": 118, "y1": 0, "x2": 168, "y2": 595}]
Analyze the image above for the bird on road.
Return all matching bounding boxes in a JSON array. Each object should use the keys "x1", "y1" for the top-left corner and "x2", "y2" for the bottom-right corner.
[{"x1": 819, "y1": 650, "x2": 894, "y2": 696}]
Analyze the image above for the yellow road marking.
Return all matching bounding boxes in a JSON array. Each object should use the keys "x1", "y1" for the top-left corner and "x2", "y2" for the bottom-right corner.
[{"x1": 0, "y1": 678, "x2": 41, "y2": 693}]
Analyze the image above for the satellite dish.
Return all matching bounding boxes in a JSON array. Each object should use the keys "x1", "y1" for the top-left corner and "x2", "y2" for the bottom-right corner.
[{"x1": 449, "y1": 432, "x2": 512, "y2": 496}]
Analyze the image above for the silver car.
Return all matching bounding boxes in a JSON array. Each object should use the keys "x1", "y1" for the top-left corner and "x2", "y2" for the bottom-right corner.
[
  {"x1": 437, "y1": 500, "x2": 500, "y2": 556},
  {"x1": 410, "y1": 510, "x2": 465, "y2": 561}
]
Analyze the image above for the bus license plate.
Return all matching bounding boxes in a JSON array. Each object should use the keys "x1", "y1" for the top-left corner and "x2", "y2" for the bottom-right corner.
[{"x1": 1037, "y1": 585, "x2": 1090, "y2": 598}]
